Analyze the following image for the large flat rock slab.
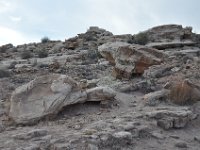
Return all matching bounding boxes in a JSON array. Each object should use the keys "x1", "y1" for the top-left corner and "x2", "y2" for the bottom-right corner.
[
  {"x1": 9, "y1": 74, "x2": 117, "y2": 125},
  {"x1": 9, "y1": 74, "x2": 87, "y2": 124}
]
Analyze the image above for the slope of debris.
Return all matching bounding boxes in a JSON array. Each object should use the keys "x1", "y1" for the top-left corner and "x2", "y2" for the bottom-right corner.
[{"x1": 0, "y1": 25, "x2": 200, "y2": 150}]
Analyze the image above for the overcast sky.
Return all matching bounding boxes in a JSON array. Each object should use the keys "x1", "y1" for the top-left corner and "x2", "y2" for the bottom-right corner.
[{"x1": 0, "y1": 0, "x2": 200, "y2": 46}]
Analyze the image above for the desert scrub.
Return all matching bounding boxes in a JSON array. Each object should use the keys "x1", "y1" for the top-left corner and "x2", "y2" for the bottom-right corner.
[
  {"x1": 133, "y1": 32, "x2": 149, "y2": 45},
  {"x1": 41, "y1": 36, "x2": 50, "y2": 43},
  {"x1": 21, "y1": 51, "x2": 32, "y2": 59},
  {"x1": 37, "y1": 49, "x2": 48, "y2": 58},
  {"x1": 0, "y1": 69, "x2": 10, "y2": 78}
]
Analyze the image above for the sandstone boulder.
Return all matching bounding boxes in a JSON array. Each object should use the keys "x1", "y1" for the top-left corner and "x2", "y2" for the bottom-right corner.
[
  {"x1": 146, "y1": 41, "x2": 196, "y2": 50},
  {"x1": 9, "y1": 74, "x2": 116, "y2": 124},
  {"x1": 98, "y1": 42, "x2": 165, "y2": 79},
  {"x1": 146, "y1": 24, "x2": 194, "y2": 43},
  {"x1": 146, "y1": 107, "x2": 196, "y2": 130},
  {"x1": 143, "y1": 89, "x2": 169, "y2": 106},
  {"x1": 144, "y1": 24, "x2": 196, "y2": 49},
  {"x1": 86, "y1": 87, "x2": 116, "y2": 101},
  {"x1": 9, "y1": 74, "x2": 87, "y2": 124},
  {"x1": 64, "y1": 26, "x2": 113, "y2": 50}
]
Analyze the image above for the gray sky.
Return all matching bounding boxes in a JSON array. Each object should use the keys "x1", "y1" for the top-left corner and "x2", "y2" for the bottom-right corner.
[{"x1": 0, "y1": 0, "x2": 200, "y2": 45}]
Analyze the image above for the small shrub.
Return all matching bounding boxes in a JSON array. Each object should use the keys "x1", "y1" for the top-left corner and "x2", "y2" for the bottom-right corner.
[
  {"x1": 8, "y1": 61, "x2": 17, "y2": 69},
  {"x1": 169, "y1": 80, "x2": 199, "y2": 105},
  {"x1": 0, "y1": 69, "x2": 10, "y2": 78},
  {"x1": 0, "y1": 44, "x2": 13, "y2": 53},
  {"x1": 41, "y1": 37, "x2": 50, "y2": 43},
  {"x1": 21, "y1": 51, "x2": 32, "y2": 59},
  {"x1": 133, "y1": 32, "x2": 149, "y2": 45},
  {"x1": 37, "y1": 49, "x2": 48, "y2": 58}
]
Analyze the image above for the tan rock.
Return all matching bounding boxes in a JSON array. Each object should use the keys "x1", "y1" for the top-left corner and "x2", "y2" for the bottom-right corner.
[
  {"x1": 86, "y1": 87, "x2": 116, "y2": 101},
  {"x1": 9, "y1": 74, "x2": 87, "y2": 124},
  {"x1": 98, "y1": 42, "x2": 165, "y2": 79}
]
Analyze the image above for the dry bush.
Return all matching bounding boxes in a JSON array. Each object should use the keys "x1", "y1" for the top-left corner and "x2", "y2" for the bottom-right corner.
[
  {"x1": 41, "y1": 36, "x2": 50, "y2": 43},
  {"x1": 133, "y1": 32, "x2": 149, "y2": 45},
  {"x1": 21, "y1": 51, "x2": 32, "y2": 59},
  {"x1": 37, "y1": 49, "x2": 48, "y2": 58},
  {"x1": 169, "y1": 80, "x2": 200, "y2": 105}
]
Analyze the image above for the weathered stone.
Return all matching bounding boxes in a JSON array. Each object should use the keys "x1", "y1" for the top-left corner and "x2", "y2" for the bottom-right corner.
[
  {"x1": 9, "y1": 74, "x2": 87, "y2": 124},
  {"x1": 146, "y1": 107, "x2": 196, "y2": 130},
  {"x1": 50, "y1": 42, "x2": 64, "y2": 54},
  {"x1": 144, "y1": 24, "x2": 197, "y2": 50},
  {"x1": 146, "y1": 24, "x2": 194, "y2": 43},
  {"x1": 98, "y1": 42, "x2": 165, "y2": 79},
  {"x1": 101, "y1": 131, "x2": 132, "y2": 148},
  {"x1": 143, "y1": 64, "x2": 174, "y2": 79},
  {"x1": 86, "y1": 87, "x2": 116, "y2": 102},
  {"x1": 13, "y1": 129, "x2": 48, "y2": 140},
  {"x1": 98, "y1": 34, "x2": 133, "y2": 45},
  {"x1": 157, "y1": 118, "x2": 174, "y2": 130},
  {"x1": 147, "y1": 41, "x2": 196, "y2": 50},
  {"x1": 175, "y1": 141, "x2": 188, "y2": 148},
  {"x1": 143, "y1": 89, "x2": 169, "y2": 106},
  {"x1": 112, "y1": 131, "x2": 132, "y2": 140},
  {"x1": 21, "y1": 145, "x2": 40, "y2": 150},
  {"x1": 64, "y1": 26, "x2": 112, "y2": 50}
]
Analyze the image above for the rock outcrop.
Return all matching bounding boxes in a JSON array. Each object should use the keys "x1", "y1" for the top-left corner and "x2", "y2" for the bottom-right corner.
[
  {"x1": 146, "y1": 24, "x2": 194, "y2": 43},
  {"x1": 9, "y1": 74, "x2": 87, "y2": 124},
  {"x1": 98, "y1": 42, "x2": 165, "y2": 79},
  {"x1": 144, "y1": 24, "x2": 197, "y2": 49},
  {"x1": 1, "y1": 24, "x2": 200, "y2": 150},
  {"x1": 146, "y1": 107, "x2": 197, "y2": 130},
  {"x1": 9, "y1": 74, "x2": 116, "y2": 124}
]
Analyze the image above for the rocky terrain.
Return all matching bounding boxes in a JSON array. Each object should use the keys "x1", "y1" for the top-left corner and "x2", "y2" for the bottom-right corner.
[{"x1": 0, "y1": 24, "x2": 200, "y2": 150}]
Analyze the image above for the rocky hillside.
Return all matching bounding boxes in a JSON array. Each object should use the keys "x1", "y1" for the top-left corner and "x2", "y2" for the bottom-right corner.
[{"x1": 0, "y1": 24, "x2": 200, "y2": 150}]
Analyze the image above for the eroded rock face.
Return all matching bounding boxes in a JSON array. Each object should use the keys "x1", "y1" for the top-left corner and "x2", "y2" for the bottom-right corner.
[
  {"x1": 98, "y1": 42, "x2": 165, "y2": 79},
  {"x1": 9, "y1": 74, "x2": 87, "y2": 124},
  {"x1": 9, "y1": 74, "x2": 117, "y2": 125},
  {"x1": 65, "y1": 26, "x2": 113, "y2": 50},
  {"x1": 146, "y1": 24, "x2": 194, "y2": 43},
  {"x1": 143, "y1": 89, "x2": 170, "y2": 106},
  {"x1": 146, "y1": 107, "x2": 197, "y2": 130},
  {"x1": 144, "y1": 24, "x2": 197, "y2": 49},
  {"x1": 86, "y1": 87, "x2": 116, "y2": 102}
]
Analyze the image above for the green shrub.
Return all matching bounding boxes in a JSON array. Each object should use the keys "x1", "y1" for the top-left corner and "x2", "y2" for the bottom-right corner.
[
  {"x1": 21, "y1": 51, "x2": 32, "y2": 59},
  {"x1": 37, "y1": 49, "x2": 48, "y2": 58},
  {"x1": 8, "y1": 61, "x2": 17, "y2": 69},
  {"x1": 133, "y1": 32, "x2": 149, "y2": 45},
  {"x1": 0, "y1": 69, "x2": 10, "y2": 78},
  {"x1": 41, "y1": 37, "x2": 50, "y2": 43}
]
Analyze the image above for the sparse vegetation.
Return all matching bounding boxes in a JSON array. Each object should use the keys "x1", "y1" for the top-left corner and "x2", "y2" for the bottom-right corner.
[
  {"x1": 0, "y1": 69, "x2": 10, "y2": 78},
  {"x1": 8, "y1": 61, "x2": 17, "y2": 69},
  {"x1": 133, "y1": 32, "x2": 149, "y2": 45},
  {"x1": 169, "y1": 80, "x2": 196, "y2": 105},
  {"x1": 37, "y1": 49, "x2": 48, "y2": 58},
  {"x1": 0, "y1": 44, "x2": 13, "y2": 53},
  {"x1": 21, "y1": 51, "x2": 32, "y2": 59},
  {"x1": 41, "y1": 36, "x2": 50, "y2": 43}
]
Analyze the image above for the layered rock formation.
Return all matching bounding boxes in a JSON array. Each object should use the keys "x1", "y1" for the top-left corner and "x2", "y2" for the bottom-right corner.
[
  {"x1": 98, "y1": 42, "x2": 165, "y2": 78},
  {"x1": 0, "y1": 24, "x2": 200, "y2": 150}
]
